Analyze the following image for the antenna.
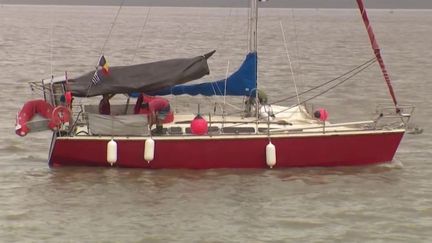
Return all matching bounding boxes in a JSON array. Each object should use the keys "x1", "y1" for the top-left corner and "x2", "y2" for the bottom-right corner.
[{"x1": 223, "y1": 60, "x2": 230, "y2": 114}]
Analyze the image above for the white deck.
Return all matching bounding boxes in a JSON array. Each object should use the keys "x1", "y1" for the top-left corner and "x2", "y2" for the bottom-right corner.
[{"x1": 66, "y1": 104, "x2": 406, "y2": 140}]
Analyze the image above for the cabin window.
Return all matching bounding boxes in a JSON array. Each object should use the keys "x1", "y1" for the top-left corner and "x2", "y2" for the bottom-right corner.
[
  {"x1": 208, "y1": 126, "x2": 220, "y2": 134},
  {"x1": 258, "y1": 128, "x2": 270, "y2": 133},
  {"x1": 151, "y1": 128, "x2": 168, "y2": 135},
  {"x1": 185, "y1": 126, "x2": 219, "y2": 135},
  {"x1": 168, "y1": 127, "x2": 183, "y2": 135},
  {"x1": 221, "y1": 127, "x2": 255, "y2": 134}
]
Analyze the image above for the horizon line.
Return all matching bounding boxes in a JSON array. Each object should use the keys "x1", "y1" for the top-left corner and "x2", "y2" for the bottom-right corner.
[{"x1": 2, "y1": 3, "x2": 432, "y2": 10}]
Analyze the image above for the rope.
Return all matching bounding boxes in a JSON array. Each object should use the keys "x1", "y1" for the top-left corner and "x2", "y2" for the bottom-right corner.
[
  {"x1": 84, "y1": 0, "x2": 125, "y2": 98},
  {"x1": 217, "y1": 57, "x2": 377, "y2": 128},
  {"x1": 131, "y1": 7, "x2": 151, "y2": 64},
  {"x1": 219, "y1": 57, "x2": 377, "y2": 118},
  {"x1": 280, "y1": 20, "x2": 301, "y2": 105},
  {"x1": 99, "y1": 0, "x2": 126, "y2": 57},
  {"x1": 49, "y1": 17, "x2": 54, "y2": 77},
  {"x1": 270, "y1": 57, "x2": 377, "y2": 105},
  {"x1": 125, "y1": 7, "x2": 151, "y2": 112},
  {"x1": 290, "y1": 8, "x2": 305, "y2": 100},
  {"x1": 298, "y1": 59, "x2": 377, "y2": 105},
  {"x1": 270, "y1": 58, "x2": 378, "y2": 117},
  {"x1": 210, "y1": 8, "x2": 233, "y2": 107},
  {"x1": 223, "y1": 60, "x2": 230, "y2": 110}
]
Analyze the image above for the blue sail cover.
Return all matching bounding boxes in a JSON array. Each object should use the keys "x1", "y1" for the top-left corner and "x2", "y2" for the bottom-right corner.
[{"x1": 153, "y1": 52, "x2": 257, "y2": 97}]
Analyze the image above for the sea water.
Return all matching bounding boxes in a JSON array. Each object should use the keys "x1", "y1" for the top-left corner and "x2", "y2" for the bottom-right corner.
[{"x1": 0, "y1": 5, "x2": 431, "y2": 242}]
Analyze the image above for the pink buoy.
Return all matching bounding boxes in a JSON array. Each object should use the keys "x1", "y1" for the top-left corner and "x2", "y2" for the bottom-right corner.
[
  {"x1": 314, "y1": 108, "x2": 328, "y2": 122},
  {"x1": 190, "y1": 115, "x2": 208, "y2": 135}
]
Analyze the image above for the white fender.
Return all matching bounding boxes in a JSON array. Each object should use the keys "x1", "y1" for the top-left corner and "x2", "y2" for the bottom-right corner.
[
  {"x1": 266, "y1": 142, "x2": 276, "y2": 168},
  {"x1": 144, "y1": 138, "x2": 155, "y2": 162},
  {"x1": 107, "y1": 139, "x2": 117, "y2": 165}
]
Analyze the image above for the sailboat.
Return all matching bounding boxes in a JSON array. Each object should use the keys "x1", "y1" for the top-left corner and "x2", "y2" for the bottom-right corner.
[{"x1": 16, "y1": 0, "x2": 413, "y2": 169}]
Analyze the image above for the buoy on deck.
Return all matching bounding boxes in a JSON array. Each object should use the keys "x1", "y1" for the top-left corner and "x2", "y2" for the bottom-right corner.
[
  {"x1": 314, "y1": 108, "x2": 328, "y2": 122},
  {"x1": 144, "y1": 138, "x2": 155, "y2": 162},
  {"x1": 190, "y1": 115, "x2": 208, "y2": 135},
  {"x1": 266, "y1": 142, "x2": 276, "y2": 168},
  {"x1": 107, "y1": 139, "x2": 117, "y2": 166}
]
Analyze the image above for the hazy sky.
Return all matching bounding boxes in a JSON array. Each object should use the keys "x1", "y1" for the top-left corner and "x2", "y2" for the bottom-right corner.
[{"x1": 1, "y1": 0, "x2": 432, "y2": 9}]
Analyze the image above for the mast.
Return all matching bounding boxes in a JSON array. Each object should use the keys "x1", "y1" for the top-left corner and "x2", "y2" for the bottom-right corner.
[
  {"x1": 356, "y1": 0, "x2": 399, "y2": 110},
  {"x1": 248, "y1": 0, "x2": 258, "y2": 53},
  {"x1": 249, "y1": 0, "x2": 259, "y2": 119}
]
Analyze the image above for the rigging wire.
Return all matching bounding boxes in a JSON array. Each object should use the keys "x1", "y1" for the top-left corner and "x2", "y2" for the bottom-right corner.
[
  {"x1": 299, "y1": 60, "x2": 377, "y2": 104},
  {"x1": 290, "y1": 8, "x2": 304, "y2": 98},
  {"x1": 270, "y1": 58, "x2": 378, "y2": 117},
  {"x1": 222, "y1": 60, "x2": 229, "y2": 125},
  {"x1": 49, "y1": 18, "x2": 54, "y2": 78},
  {"x1": 221, "y1": 57, "x2": 377, "y2": 118},
  {"x1": 223, "y1": 60, "x2": 230, "y2": 109},
  {"x1": 207, "y1": 8, "x2": 234, "y2": 113},
  {"x1": 124, "y1": 7, "x2": 151, "y2": 113},
  {"x1": 270, "y1": 57, "x2": 377, "y2": 105},
  {"x1": 280, "y1": 20, "x2": 301, "y2": 105},
  {"x1": 218, "y1": 58, "x2": 378, "y2": 128},
  {"x1": 84, "y1": 0, "x2": 125, "y2": 98},
  {"x1": 131, "y1": 7, "x2": 151, "y2": 64},
  {"x1": 99, "y1": 0, "x2": 126, "y2": 57}
]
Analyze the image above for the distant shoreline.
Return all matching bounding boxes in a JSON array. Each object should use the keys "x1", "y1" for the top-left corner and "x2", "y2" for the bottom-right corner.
[
  {"x1": 1, "y1": 1, "x2": 432, "y2": 9},
  {"x1": 2, "y1": 4, "x2": 432, "y2": 10}
]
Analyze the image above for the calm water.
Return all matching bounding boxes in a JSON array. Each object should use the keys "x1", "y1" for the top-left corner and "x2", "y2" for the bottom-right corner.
[{"x1": 0, "y1": 5, "x2": 431, "y2": 242}]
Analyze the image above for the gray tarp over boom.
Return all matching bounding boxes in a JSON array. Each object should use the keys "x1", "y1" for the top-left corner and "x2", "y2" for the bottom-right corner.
[{"x1": 69, "y1": 51, "x2": 215, "y2": 97}]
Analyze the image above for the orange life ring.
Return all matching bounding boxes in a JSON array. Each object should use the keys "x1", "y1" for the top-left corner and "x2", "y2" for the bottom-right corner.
[{"x1": 49, "y1": 106, "x2": 71, "y2": 130}]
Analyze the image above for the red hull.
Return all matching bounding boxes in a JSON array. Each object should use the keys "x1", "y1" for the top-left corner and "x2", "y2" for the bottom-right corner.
[{"x1": 49, "y1": 131, "x2": 404, "y2": 169}]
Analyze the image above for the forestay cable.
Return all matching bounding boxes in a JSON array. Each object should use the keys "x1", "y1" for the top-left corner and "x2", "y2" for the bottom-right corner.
[
  {"x1": 99, "y1": 0, "x2": 126, "y2": 56},
  {"x1": 85, "y1": 0, "x2": 125, "y2": 98},
  {"x1": 131, "y1": 7, "x2": 151, "y2": 63}
]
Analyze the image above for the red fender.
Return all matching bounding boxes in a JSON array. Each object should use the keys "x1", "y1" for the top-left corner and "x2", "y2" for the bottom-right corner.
[
  {"x1": 49, "y1": 106, "x2": 71, "y2": 130},
  {"x1": 16, "y1": 99, "x2": 54, "y2": 136},
  {"x1": 190, "y1": 115, "x2": 208, "y2": 135}
]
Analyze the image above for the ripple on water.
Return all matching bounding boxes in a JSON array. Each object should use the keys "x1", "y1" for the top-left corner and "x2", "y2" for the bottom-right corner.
[{"x1": 0, "y1": 5, "x2": 431, "y2": 243}]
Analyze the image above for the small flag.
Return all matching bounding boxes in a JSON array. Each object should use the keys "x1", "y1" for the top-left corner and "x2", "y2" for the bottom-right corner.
[
  {"x1": 99, "y1": 55, "x2": 110, "y2": 75},
  {"x1": 91, "y1": 69, "x2": 101, "y2": 85},
  {"x1": 91, "y1": 55, "x2": 109, "y2": 85}
]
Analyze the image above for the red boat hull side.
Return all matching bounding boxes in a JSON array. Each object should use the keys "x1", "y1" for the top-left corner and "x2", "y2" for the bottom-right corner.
[{"x1": 49, "y1": 132, "x2": 404, "y2": 169}]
